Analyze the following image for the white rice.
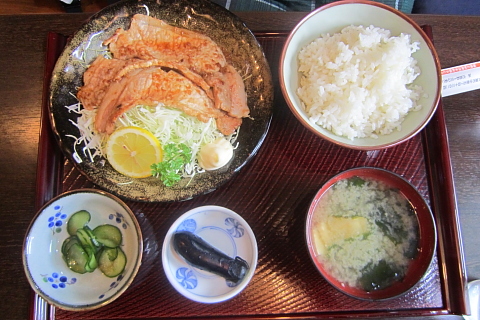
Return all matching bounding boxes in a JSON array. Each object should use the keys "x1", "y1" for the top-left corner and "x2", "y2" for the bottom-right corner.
[{"x1": 297, "y1": 25, "x2": 423, "y2": 140}]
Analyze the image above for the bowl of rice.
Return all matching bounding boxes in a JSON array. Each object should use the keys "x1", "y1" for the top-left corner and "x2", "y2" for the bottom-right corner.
[
  {"x1": 305, "y1": 167, "x2": 437, "y2": 300},
  {"x1": 279, "y1": 0, "x2": 441, "y2": 150}
]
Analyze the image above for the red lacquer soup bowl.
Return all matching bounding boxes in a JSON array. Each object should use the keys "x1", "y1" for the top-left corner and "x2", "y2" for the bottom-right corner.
[{"x1": 305, "y1": 167, "x2": 437, "y2": 300}]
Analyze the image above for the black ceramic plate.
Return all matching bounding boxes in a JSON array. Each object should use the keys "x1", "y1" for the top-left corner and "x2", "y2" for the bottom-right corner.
[{"x1": 49, "y1": 0, "x2": 273, "y2": 202}]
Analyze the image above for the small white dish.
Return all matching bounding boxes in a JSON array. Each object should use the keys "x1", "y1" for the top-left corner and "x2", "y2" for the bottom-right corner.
[
  {"x1": 162, "y1": 205, "x2": 257, "y2": 303},
  {"x1": 23, "y1": 189, "x2": 143, "y2": 311}
]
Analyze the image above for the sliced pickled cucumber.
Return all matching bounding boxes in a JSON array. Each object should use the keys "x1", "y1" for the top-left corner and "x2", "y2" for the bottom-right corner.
[
  {"x1": 98, "y1": 247, "x2": 127, "y2": 278},
  {"x1": 62, "y1": 211, "x2": 127, "y2": 277},
  {"x1": 83, "y1": 225, "x2": 100, "y2": 247},
  {"x1": 85, "y1": 248, "x2": 98, "y2": 272},
  {"x1": 104, "y1": 247, "x2": 118, "y2": 261},
  {"x1": 93, "y1": 225, "x2": 122, "y2": 248},
  {"x1": 61, "y1": 236, "x2": 80, "y2": 256},
  {"x1": 65, "y1": 242, "x2": 88, "y2": 274},
  {"x1": 73, "y1": 228, "x2": 98, "y2": 273},
  {"x1": 76, "y1": 228, "x2": 97, "y2": 252},
  {"x1": 67, "y1": 210, "x2": 91, "y2": 236}
]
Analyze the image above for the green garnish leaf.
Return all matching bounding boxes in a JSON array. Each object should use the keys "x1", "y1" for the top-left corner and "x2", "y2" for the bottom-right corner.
[
  {"x1": 349, "y1": 176, "x2": 366, "y2": 187},
  {"x1": 151, "y1": 143, "x2": 192, "y2": 187}
]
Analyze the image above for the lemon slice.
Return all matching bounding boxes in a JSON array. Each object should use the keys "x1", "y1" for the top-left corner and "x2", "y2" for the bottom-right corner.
[{"x1": 106, "y1": 126, "x2": 162, "y2": 179}]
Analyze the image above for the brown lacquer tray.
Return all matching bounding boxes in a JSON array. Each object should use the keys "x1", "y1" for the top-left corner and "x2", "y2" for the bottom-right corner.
[{"x1": 32, "y1": 27, "x2": 467, "y2": 319}]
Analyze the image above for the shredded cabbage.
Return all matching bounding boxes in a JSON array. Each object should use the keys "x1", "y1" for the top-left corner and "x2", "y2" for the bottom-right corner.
[
  {"x1": 65, "y1": 101, "x2": 106, "y2": 163},
  {"x1": 65, "y1": 102, "x2": 238, "y2": 178},
  {"x1": 118, "y1": 104, "x2": 231, "y2": 176}
]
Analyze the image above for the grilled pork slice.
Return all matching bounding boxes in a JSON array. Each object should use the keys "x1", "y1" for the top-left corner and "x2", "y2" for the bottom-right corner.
[
  {"x1": 94, "y1": 66, "x2": 240, "y2": 136},
  {"x1": 224, "y1": 65, "x2": 249, "y2": 118},
  {"x1": 216, "y1": 115, "x2": 243, "y2": 137},
  {"x1": 113, "y1": 58, "x2": 214, "y2": 101},
  {"x1": 77, "y1": 56, "x2": 141, "y2": 110},
  {"x1": 104, "y1": 14, "x2": 226, "y2": 74},
  {"x1": 103, "y1": 14, "x2": 249, "y2": 118},
  {"x1": 204, "y1": 65, "x2": 249, "y2": 118},
  {"x1": 78, "y1": 15, "x2": 249, "y2": 136},
  {"x1": 78, "y1": 56, "x2": 215, "y2": 108}
]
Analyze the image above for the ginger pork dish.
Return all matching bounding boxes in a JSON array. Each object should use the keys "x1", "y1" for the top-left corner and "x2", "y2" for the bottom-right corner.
[{"x1": 49, "y1": 0, "x2": 273, "y2": 202}]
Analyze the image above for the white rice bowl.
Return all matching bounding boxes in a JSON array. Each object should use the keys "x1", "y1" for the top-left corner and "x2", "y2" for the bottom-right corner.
[
  {"x1": 280, "y1": 1, "x2": 441, "y2": 150},
  {"x1": 297, "y1": 25, "x2": 422, "y2": 140}
]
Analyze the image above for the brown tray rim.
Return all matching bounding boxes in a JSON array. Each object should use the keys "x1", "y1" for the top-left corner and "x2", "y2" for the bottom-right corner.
[{"x1": 30, "y1": 28, "x2": 467, "y2": 319}]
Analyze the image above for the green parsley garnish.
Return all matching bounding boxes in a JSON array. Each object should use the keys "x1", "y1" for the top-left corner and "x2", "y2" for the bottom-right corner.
[{"x1": 151, "y1": 143, "x2": 192, "y2": 187}]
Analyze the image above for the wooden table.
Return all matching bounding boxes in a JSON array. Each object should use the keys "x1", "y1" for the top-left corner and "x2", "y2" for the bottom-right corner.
[{"x1": 1, "y1": 11, "x2": 479, "y2": 320}]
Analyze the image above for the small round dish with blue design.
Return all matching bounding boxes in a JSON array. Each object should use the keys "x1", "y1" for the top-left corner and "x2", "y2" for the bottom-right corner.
[
  {"x1": 162, "y1": 205, "x2": 257, "y2": 303},
  {"x1": 23, "y1": 189, "x2": 143, "y2": 311}
]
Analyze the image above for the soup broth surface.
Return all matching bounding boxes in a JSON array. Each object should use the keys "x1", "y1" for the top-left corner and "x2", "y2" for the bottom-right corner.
[{"x1": 312, "y1": 176, "x2": 420, "y2": 291}]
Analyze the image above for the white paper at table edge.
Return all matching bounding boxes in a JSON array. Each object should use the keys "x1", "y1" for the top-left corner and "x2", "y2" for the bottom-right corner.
[{"x1": 441, "y1": 61, "x2": 480, "y2": 97}]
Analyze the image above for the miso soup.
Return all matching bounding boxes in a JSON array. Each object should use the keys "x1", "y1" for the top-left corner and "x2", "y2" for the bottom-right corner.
[{"x1": 311, "y1": 176, "x2": 420, "y2": 291}]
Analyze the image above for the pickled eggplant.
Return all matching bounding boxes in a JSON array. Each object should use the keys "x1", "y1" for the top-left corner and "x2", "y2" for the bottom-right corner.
[{"x1": 173, "y1": 231, "x2": 249, "y2": 285}]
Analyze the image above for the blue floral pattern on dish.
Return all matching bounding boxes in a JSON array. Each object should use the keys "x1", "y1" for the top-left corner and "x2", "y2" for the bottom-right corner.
[
  {"x1": 98, "y1": 274, "x2": 125, "y2": 299},
  {"x1": 47, "y1": 205, "x2": 68, "y2": 235},
  {"x1": 109, "y1": 212, "x2": 130, "y2": 230},
  {"x1": 42, "y1": 272, "x2": 76, "y2": 289},
  {"x1": 176, "y1": 267, "x2": 197, "y2": 289},
  {"x1": 177, "y1": 219, "x2": 196, "y2": 233},
  {"x1": 225, "y1": 218, "x2": 244, "y2": 238}
]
